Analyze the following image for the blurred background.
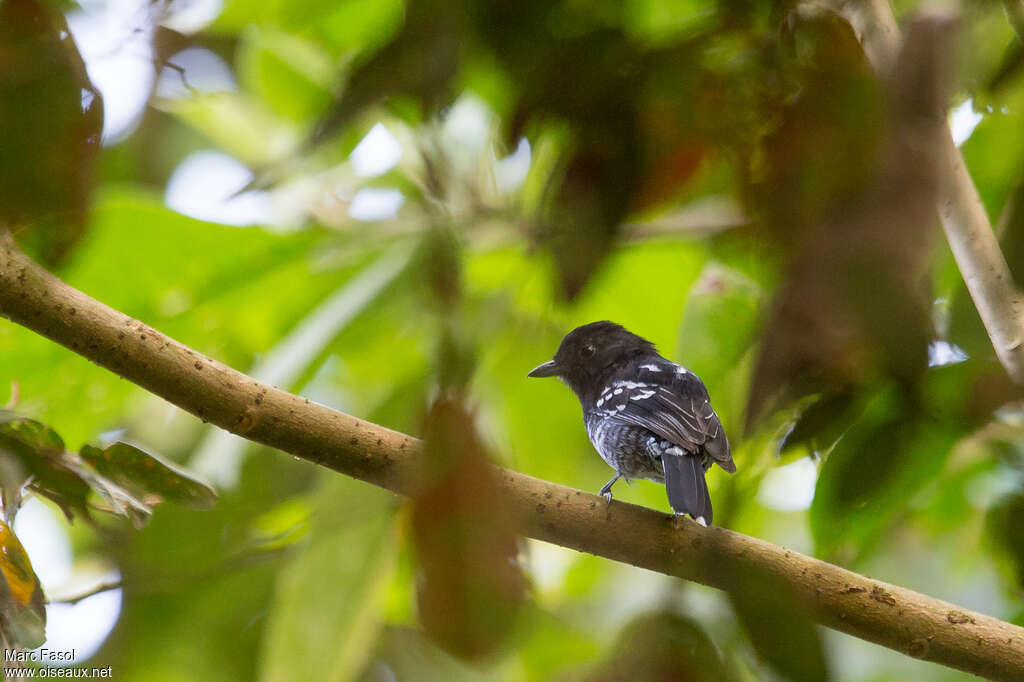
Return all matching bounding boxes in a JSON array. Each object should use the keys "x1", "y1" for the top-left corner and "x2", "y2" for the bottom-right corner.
[{"x1": 2, "y1": 0, "x2": 1024, "y2": 679}]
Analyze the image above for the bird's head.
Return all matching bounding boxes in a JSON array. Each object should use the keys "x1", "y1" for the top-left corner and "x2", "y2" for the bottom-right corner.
[{"x1": 528, "y1": 321, "x2": 656, "y2": 398}]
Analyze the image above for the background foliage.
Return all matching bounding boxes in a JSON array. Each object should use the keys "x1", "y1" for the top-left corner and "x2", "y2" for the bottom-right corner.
[{"x1": 3, "y1": 0, "x2": 1024, "y2": 680}]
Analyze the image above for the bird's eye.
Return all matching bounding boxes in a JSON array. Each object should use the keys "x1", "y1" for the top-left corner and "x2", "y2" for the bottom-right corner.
[{"x1": 581, "y1": 344, "x2": 596, "y2": 358}]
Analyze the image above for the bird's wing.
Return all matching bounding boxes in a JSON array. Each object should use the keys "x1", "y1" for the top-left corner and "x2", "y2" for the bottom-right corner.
[{"x1": 593, "y1": 362, "x2": 734, "y2": 472}]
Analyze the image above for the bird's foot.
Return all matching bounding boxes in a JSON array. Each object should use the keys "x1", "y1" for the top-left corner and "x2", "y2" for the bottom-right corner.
[{"x1": 599, "y1": 474, "x2": 620, "y2": 505}]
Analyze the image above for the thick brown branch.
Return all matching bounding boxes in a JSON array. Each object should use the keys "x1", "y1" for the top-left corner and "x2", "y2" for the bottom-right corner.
[{"x1": 0, "y1": 235, "x2": 1022, "y2": 680}]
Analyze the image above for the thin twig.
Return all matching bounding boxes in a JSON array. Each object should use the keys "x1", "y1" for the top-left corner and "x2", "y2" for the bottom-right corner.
[{"x1": 51, "y1": 581, "x2": 122, "y2": 606}]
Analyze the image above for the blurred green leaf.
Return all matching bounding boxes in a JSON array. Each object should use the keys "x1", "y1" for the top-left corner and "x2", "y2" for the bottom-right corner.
[
  {"x1": 360, "y1": 626, "x2": 491, "y2": 682},
  {"x1": 725, "y1": 562, "x2": 828, "y2": 682},
  {"x1": 964, "y1": 70, "x2": 1024, "y2": 220},
  {"x1": 809, "y1": 386, "x2": 963, "y2": 556},
  {"x1": 311, "y1": 0, "x2": 465, "y2": 145},
  {"x1": 214, "y1": 0, "x2": 404, "y2": 59},
  {"x1": 987, "y1": 489, "x2": 1024, "y2": 589},
  {"x1": 249, "y1": 497, "x2": 312, "y2": 551},
  {"x1": 260, "y1": 475, "x2": 399, "y2": 682},
  {"x1": 158, "y1": 93, "x2": 300, "y2": 166},
  {"x1": 237, "y1": 26, "x2": 334, "y2": 123},
  {"x1": 191, "y1": 247, "x2": 412, "y2": 487},
  {"x1": 513, "y1": 605, "x2": 601, "y2": 681},
  {"x1": 0, "y1": 187, "x2": 334, "y2": 447},
  {"x1": 678, "y1": 262, "x2": 762, "y2": 405},
  {"x1": 584, "y1": 611, "x2": 732, "y2": 682},
  {"x1": 103, "y1": 450, "x2": 299, "y2": 680},
  {"x1": 623, "y1": 0, "x2": 716, "y2": 45},
  {"x1": 780, "y1": 392, "x2": 857, "y2": 456}
]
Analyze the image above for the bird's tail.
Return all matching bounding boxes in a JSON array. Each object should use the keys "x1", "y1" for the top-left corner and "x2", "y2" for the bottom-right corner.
[{"x1": 663, "y1": 453, "x2": 712, "y2": 526}]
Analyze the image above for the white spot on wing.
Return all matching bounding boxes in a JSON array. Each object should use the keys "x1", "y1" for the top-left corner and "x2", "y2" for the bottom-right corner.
[
  {"x1": 676, "y1": 366, "x2": 689, "y2": 375},
  {"x1": 613, "y1": 388, "x2": 623, "y2": 395},
  {"x1": 640, "y1": 364, "x2": 661, "y2": 372},
  {"x1": 613, "y1": 380, "x2": 649, "y2": 389}
]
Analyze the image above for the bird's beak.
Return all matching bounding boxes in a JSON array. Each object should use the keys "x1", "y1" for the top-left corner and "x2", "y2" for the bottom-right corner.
[{"x1": 527, "y1": 360, "x2": 561, "y2": 378}]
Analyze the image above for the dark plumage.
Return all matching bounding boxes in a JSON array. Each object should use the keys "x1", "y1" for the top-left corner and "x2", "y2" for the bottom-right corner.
[{"x1": 528, "y1": 321, "x2": 734, "y2": 525}]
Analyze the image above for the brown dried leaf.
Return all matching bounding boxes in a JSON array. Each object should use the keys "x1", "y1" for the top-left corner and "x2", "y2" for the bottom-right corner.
[
  {"x1": 0, "y1": 0, "x2": 102, "y2": 265},
  {"x1": 411, "y1": 398, "x2": 527, "y2": 661},
  {"x1": 746, "y1": 10, "x2": 954, "y2": 426}
]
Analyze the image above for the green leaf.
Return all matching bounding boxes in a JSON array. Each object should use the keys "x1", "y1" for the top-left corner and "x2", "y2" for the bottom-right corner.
[
  {"x1": 259, "y1": 475, "x2": 398, "y2": 682},
  {"x1": 313, "y1": 0, "x2": 404, "y2": 57},
  {"x1": 576, "y1": 240, "x2": 708, "y2": 351},
  {"x1": 1, "y1": 418, "x2": 64, "y2": 457},
  {"x1": 192, "y1": 247, "x2": 411, "y2": 487},
  {"x1": 779, "y1": 391, "x2": 857, "y2": 455},
  {"x1": 309, "y1": 0, "x2": 464, "y2": 146},
  {"x1": 809, "y1": 385, "x2": 963, "y2": 555},
  {"x1": 987, "y1": 490, "x2": 1024, "y2": 589},
  {"x1": 248, "y1": 497, "x2": 311, "y2": 551},
  {"x1": 0, "y1": 187, "x2": 340, "y2": 450},
  {"x1": 677, "y1": 261, "x2": 762, "y2": 428},
  {"x1": 623, "y1": 0, "x2": 716, "y2": 45},
  {"x1": 80, "y1": 442, "x2": 217, "y2": 510},
  {"x1": 157, "y1": 93, "x2": 300, "y2": 166},
  {"x1": 0, "y1": 418, "x2": 90, "y2": 521},
  {"x1": 360, "y1": 626, "x2": 490, "y2": 682},
  {"x1": 237, "y1": 25, "x2": 334, "y2": 123},
  {"x1": 0, "y1": 416, "x2": 153, "y2": 526},
  {"x1": 214, "y1": 0, "x2": 404, "y2": 57},
  {"x1": 585, "y1": 611, "x2": 733, "y2": 682},
  {"x1": 961, "y1": 92, "x2": 1024, "y2": 221},
  {"x1": 513, "y1": 605, "x2": 601, "y2": 680}
]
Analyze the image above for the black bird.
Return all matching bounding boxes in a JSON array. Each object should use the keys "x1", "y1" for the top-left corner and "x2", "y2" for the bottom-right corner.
[{"x1": 528, "y1": 321, "x2": 734, "y2": 525}]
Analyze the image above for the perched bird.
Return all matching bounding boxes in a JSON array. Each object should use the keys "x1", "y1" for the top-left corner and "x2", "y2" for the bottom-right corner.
[{"x1": 528, "y1": 321, "x2": 734, "y2": 525}]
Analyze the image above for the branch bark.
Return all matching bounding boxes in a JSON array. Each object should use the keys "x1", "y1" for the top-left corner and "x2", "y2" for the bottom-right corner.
[
  {"x1": 839, "y1": 0, "x2": 1024, "y2": 383},
  {"x1": 1, "y1": 239, "x2": 1023, "y2": 678}
]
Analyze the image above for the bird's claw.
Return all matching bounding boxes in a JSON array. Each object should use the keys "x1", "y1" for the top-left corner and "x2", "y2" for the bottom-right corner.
[{"x1": 601, "y1": 490, "x2": 613, "y2": 505}]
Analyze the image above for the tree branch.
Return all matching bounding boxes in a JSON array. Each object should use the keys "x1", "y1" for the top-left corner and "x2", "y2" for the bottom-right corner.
[
  {"x1": 1, "y1": 240, "x2": 1023, "y2": 678},
  {"x1": 839, "y1": 1, "x2": 1024, "y2": 383}
]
